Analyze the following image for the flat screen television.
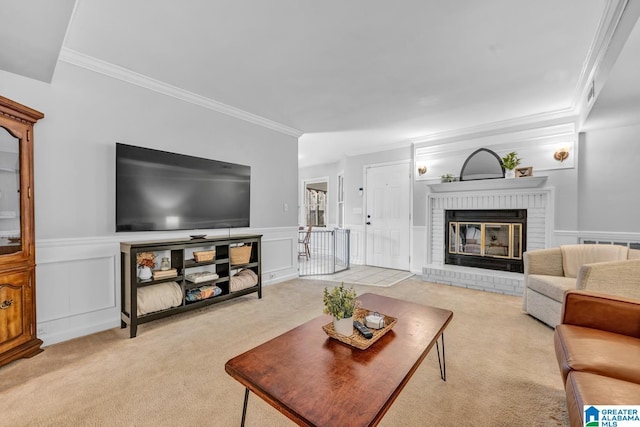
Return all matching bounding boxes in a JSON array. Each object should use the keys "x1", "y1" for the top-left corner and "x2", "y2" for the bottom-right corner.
[{"x1": 116, "y1": 143, "x2": 250, "y2": 232}]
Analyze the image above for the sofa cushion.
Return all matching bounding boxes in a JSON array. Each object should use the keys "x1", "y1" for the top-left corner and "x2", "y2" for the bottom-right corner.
[
  {"x1": 629, "y1": 249, "x2": 640, "y2": 260},
  {"x1": 527, "y1": 274, "x2": 576, "y2": 303},
  {"x1": 555, "y1": 324, "x2": 640, "y2": 384},
  {"x1": 561, "y1": 244, "x2": 629, "y2": 278},
  {"x1": 565, "y1": 371, "x2": 640, "y2": 427}
]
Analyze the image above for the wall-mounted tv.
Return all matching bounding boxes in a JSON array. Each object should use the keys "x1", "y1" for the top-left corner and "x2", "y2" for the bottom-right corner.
[{"x1": 116, "y1": 143, "x2": 250, "y2": 232}]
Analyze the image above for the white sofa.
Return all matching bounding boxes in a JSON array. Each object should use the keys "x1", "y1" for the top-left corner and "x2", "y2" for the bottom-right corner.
[{"x1": 523, "y1": 244, "x2": 640, "y2": 327}]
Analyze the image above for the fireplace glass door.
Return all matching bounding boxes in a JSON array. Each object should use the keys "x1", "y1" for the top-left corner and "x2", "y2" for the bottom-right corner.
[{"x1": 449, "y1": 222, "x2": 522, "y2": 260}]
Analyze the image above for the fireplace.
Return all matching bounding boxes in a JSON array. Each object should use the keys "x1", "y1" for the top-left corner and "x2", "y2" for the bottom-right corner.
[
  {"x1": 422, "y1": 179, "x2": 550, "y2": 296},
  {"x1": 444, "y1": 209, "x2": 526, "y2": 273}
]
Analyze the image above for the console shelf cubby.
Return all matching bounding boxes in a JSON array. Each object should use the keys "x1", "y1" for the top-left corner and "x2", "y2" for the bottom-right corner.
[{"x1": 120, "y1": 234, "x2": 262, "y2": 338}]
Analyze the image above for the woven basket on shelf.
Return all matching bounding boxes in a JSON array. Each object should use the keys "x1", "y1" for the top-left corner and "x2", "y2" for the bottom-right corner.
[
  {"x1": 230, "y1": 244, "x2": 252, "y2": 265},
  {"x1": 193, "y1": 250, "x2": 215, "y2": 262}
]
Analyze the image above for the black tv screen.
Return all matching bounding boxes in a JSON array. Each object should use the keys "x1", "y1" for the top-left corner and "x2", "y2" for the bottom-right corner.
[{"x1": 116, "y1": 143, "x2": 250, "y2": 232}]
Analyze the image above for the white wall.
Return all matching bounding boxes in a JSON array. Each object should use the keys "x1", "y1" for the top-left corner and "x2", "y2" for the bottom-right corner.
[
  {"x1": 579, "y1": 123, "x2": 640, "y2": 234},
  {"x1": 0, "y1": 62, "x2": 300, "y2": 345}
]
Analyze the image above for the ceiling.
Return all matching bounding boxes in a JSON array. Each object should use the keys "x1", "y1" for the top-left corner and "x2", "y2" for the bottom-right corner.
[{"x1": 1, "y1": 1, "x2": 638, "y2": 167}]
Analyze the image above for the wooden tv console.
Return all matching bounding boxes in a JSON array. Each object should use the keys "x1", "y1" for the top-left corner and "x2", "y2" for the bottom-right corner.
[{"x1": 120, "y1": 234, "x2": 262, "y2": 338}]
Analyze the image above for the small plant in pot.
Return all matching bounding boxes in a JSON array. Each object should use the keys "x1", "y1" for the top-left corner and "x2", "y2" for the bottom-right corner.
[
  {"x1": 501, "y1": 152, "x2": 521, "y2": 178},
  {"x1": 441, "y1": 173, "x2": 455, "y2": 183},
  {"x1": 323, "y1": 283, "x2": 360, "y2": 336}
]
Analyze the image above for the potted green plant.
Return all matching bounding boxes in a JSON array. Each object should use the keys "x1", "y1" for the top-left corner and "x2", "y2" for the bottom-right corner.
[
  {"x1": 501, "y1": 152, "x2": 521, "y2": 178},
  {"x1": 441, "y1": 173, "x2": 455, "y2": 183},
  {"x1": 323, "y1": 283, "x2": 360, "y2": 336}
]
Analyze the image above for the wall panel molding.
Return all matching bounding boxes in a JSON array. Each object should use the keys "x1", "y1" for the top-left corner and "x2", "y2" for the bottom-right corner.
[{"x1": 35, "y1": 227, "x2": 299, "y2": 345}]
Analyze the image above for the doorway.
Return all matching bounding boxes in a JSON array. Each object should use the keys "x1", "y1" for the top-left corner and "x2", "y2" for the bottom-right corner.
[
  {"x1": 364, "y1": 162, "x2": 411, "y2": 270},
  {"x1": 302, "y1": 179, "x2": 328, "y2": 227}
]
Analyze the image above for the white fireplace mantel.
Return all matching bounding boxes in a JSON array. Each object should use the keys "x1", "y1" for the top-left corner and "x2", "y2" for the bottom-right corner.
[{"x1": 427, "y1": 176, "x2": 547, "y2": 193}]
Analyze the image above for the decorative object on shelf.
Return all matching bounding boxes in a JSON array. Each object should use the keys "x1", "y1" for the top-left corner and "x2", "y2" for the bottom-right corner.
[
  {"x1": 185, "y1": 284, "x2": 222, "y2": 302},
  {"x1": 501, "y1": 151, "x2": 521, "y2": 179},
  {"x1": 230, "y1": 269, "x2": 258, "y2": 292},
  {"x1": 193, "y1": 250, "x2": 215, "y2": 262},
  {"x1": 185, "y1": 271, "x2": 219, "y2": 283},
  {"x1": 322, "y1": 307, "x2": 397, "y2": 350},
  {"x1": 136, "y1": 252, "x2": 156, "y2": 280},
  {"x1": 136, "y1": 252, "x2": 156, "y2": 268},
  {"x1": 153, "y1": 268, "x2": 178, "y2": 280},
  {"x1": 323, "y1": 283, "x2": 360, "y2": 337},
  {"x1": 137, "y1": 266, "x2": 152, "y2": 280},
  {"x1": 554, "y1": 148, "x2": 569, "y2": 162},
  {"x1": 515, "y1": 166, "x2": 533, "y2": 178},
  {"x1": 417, "y1": 163, "x2": 427, "y2": 176},
  {"x1": 230, "y1": 244, "x2": 252, "y2": 265},
  {"x1": 441, "y1": 173, "x2": 455, "y2": 183},
  {"x1": 160, "y1": 257, "x2": 171, "y2": 270}
]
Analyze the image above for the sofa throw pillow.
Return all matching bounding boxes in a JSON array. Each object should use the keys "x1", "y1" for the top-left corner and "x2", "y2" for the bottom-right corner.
[{"x1": 561, "y1": 244, "x2": 629, "y2": 278}]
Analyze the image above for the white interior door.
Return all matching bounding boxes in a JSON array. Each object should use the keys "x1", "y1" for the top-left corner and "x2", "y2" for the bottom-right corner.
[{"x1": 365, "y1": 162, "x2": 410, "y2": 270}]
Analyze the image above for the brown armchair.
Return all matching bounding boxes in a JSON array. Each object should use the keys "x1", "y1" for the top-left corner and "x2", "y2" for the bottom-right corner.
[{"x1": 554, "y1": 290, "x2": 640, "y2": 427}]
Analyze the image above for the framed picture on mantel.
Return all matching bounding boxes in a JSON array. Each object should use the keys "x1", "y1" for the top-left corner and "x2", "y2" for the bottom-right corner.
[{"x1": 516, "y1": 166, "x2": 533, "y2": 178}]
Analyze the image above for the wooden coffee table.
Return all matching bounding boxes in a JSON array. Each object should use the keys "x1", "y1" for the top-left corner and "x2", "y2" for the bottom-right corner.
[{"x1": 225, "y1": 293, "x2": 453, "y2": 426}]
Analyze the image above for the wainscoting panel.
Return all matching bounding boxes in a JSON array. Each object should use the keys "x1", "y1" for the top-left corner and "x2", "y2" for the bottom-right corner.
[
  {"x1": 346, "y1": 225, "x2": 365, "y2": 265},
  {"x1": 411, "y1": 226, "x2": 427, "y2": 274},
  {"x1": 261, "y1": 229, "x2": 298, "y2": 284},
  {"x1": 38, "y1": 256, "x2": 117, "y2": 321},
  {"x1": 35, "y1": 227, "x2": 299, "y2": 346},
  {"x1": 37, "y1": 239, "x2": 121, "y2": 346}
]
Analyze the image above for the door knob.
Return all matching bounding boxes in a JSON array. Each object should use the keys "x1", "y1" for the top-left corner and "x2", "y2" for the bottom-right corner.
[{"x1": 366, "y1": 222, "x2": 371, "y2": 225}]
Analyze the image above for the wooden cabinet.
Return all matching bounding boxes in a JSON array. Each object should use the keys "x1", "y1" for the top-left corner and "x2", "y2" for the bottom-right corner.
[
  {"x1": 120, "y1": 234, "x2": 262, "y2": 337},
  {"x1": 0, "y1": 96, "x2": 44, "y2": 367}
]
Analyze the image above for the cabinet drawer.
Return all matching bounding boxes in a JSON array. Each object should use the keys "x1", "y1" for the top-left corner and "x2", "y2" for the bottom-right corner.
[{"x1": 0, "y1": 271, "x2": 33, "y2": 353}]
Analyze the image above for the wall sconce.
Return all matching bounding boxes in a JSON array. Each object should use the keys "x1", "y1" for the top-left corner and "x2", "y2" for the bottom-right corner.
[
  {"x1": 417, "y1": 163, "x2": 427, "y2": 176},
  {"x1": 553, "y1": 148, "x2": 569, "y2": 163}
]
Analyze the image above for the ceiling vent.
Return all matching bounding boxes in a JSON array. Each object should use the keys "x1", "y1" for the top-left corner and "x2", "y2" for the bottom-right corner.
[{"x1": 587, "y1": 80, "x2": 595, "y2": 103}]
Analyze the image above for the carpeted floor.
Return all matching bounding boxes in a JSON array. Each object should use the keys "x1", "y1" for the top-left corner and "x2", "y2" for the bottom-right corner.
[{"x1": 1, "y1": 277, "x2": 568, "y2": 426}]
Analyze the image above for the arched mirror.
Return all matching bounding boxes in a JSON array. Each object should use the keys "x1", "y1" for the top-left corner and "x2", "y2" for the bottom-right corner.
[
  {"x1": 459, "y1": 148, "x2": 504, "y2": 181},
  {"x1": 0, "y1": 126, "x2": 21, "y2": 255}
]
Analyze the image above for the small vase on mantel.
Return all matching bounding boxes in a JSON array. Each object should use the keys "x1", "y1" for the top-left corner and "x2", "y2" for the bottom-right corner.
[
  {"x1": 333, "y1": 316, "x2": 354, "y2": 336},
  {"x1": 505, "y1": 169, "x2": 516, "y2": 179}
]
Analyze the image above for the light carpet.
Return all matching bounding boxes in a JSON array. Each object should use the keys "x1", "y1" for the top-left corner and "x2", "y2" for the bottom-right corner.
[{"x1": 0, "y1": 277, "x2": 568, "y2": 426}]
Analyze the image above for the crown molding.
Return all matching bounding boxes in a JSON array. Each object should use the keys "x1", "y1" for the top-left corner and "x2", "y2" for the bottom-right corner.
[
  {"x1": 410, "y1": 109, "x2": 577, "y2": 146},
  {"x1": 409, "y1": 0, "x2": 630, "y2": 146},
  {"x1": 58, "y1": 47, "x2": 304, "y2": 138},
  {"x1": 573, "y1": 0, "x2": 630, "y2": 122}
]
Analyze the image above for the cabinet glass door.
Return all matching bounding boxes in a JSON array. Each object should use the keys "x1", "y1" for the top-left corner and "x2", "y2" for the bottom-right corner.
[{"x1": 0, "y1": 126, "x2": 21, "y2": 256}]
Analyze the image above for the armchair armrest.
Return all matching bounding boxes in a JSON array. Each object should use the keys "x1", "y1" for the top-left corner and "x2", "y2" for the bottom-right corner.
[
  {"x1": 524, "y1": 247, "x2": 564, "y2": 277},
  {"x1": 576, "y1": 258, "x2": 640, "y2": 300},
  {"x1": 560, "y1": 290, "x2": 640, "y2": 338}
]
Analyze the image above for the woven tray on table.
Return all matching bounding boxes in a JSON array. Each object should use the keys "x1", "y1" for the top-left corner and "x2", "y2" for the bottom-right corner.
[{"x1": 322, "y1": 308, "x2": 397, "y2": 350}]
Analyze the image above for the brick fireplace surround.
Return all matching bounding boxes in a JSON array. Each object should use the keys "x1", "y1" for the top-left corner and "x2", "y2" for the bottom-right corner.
[{"x1": 422, "y1": 177, "x2": 553, "y2": 296}]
